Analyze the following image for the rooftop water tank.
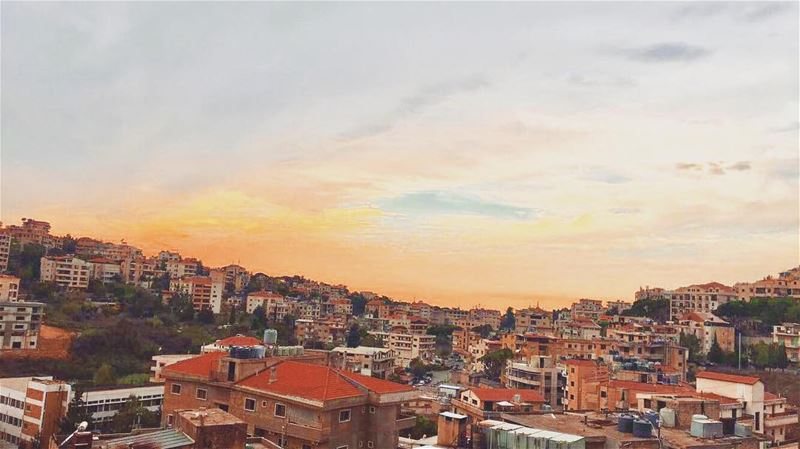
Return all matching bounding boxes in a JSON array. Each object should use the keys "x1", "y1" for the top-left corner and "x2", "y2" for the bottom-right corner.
[
  {"x1": 659, "y1": 408, "x2": 676, "y2": 428},
  {"x1": 644, "y1": 411, "x2": 660, "y2": 429},
  {"x1": 618, "y1": 415, "x2": 634, "y2": 433},
  {"x1": 632, "y1": 419, "x2": 652, "y2": 438},
  {"x1": 735, "y1": 423, "x2": 752, "y2": 437},
  {"x1": 264, "y1": 329, "x2": 278, "y2": 345}
]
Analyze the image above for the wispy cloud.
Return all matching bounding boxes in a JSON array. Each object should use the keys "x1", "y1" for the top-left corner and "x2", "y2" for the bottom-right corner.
[
  {"x1": 581, "y1": 167, "x2": 631, "y2": 184},
  {"x1": 676, "y1": 161, "x2": 751, "y2": 175},
  {"x1": 615, "y1": 42, "x2": 711, "y2": 63},
  {"x1": 566, "y1": 73, "x2": 636, "y2": 88},
  {"x1": 672, "y1": 2, "x2": 794, "y2": 22},
  {"x1": 379, "y1": 191, "x2": 535, "y2": 220},
  {"x1": 341, "y1": 75, "x2": 489, "y2": 140}
]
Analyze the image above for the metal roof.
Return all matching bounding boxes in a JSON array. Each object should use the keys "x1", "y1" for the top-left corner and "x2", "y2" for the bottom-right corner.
[{"x1": 100, "y1": 429, "x2": 194, "y2": 449}]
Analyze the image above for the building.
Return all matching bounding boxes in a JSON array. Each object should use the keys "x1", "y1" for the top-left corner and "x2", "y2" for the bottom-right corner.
[
  {"x1": 0, "y1": 230, "x2": 10, "y2": 272},
  {"x1": 677, "y1": 312, "x2": 735, "y2": 354},
  {"x1": 166, "y1": 258, "x2": 202, "y2": 279},
  {"x1": 735, "y1": 267, "x2": 800, "y2": 301},
  {"x1": 773, "y1": 323, "x2": 800, "y2": 364},
  {"x1": 563, "y1": 358, "x2": 609, "y2": 411},
  {"x1": 450, "y1": 387, "x2": 545, "y2": 423},
  {"x1": 329, "y1": 346, "x2": 395, "y2": 378},
  {"x1": 514, "y1": 307, "x2": 553, "y2": 334},
  {"x1": 121, "y1": 256, "x2": 166, "y2": 286},
  {"x1": 570, "y1": 299, "x2": 604, "y2": 321},
  {"x1": 170, "y1": 276, "x2": 223, "y2": 314},
  {"x1": 2, "y1": 219, "x2": 61, "y2": 249},
  {"x1": 558, "y1": 319, "x2": 602, "y2": 340},
  {"x1": 151, "y1": 354, "x2": 199, "y2": 382},
  {"x1": 160, "y1": 352, "x2": 418, "y2": 449},
  {"x1": 75, "y1": 238, "x2": 142, "y2": 262},
  {"x1": 74, "y1": 383, "x2": 164, "y2": 425},
  {"x1": 0, "y1": 301, "x2": 44, "y2": 350},
  {"x1": 201, "y1": 334, "x2": 263, "y2": 354},
  {"x1": 0, "y1": 376, "x2": 70, "y2": 449},
  {"x1": 0, "y1": 275, "x2": 20, "y2": 302},
  {"x1": 40, "y1": 255, "x2": 90, "y2": 289},
  {"x1": 606, "y1": 300, "x2": 632, "y2": 313},
  {"x1": 245, "y1": 291, "x2": 287, "y2": 317},
  {"x1": 220, "y1": 264, "x2": 250, "y2": 293},
  {"x1": 86, "y1": 258, "x2": 121, "y2": 284},
  {"x1": 369, "y1": 330, "x2": 436, "y2": 368},
  {"x1": 295, "y1": 319, "x2": 346, "y2": 347},
  {"x1": 669, "y1": 282, "x2": 737, "y2": 320},
  {"x1": 635, "y1": 286, "x2": 667, "y2": 301},
  {"x1": 505, "y1": 355, "x2": 565, "y2": 408}
]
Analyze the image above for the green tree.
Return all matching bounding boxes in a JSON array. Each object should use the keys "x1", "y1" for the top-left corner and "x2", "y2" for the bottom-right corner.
[
  {"x1": 250, "y1": 306, "x2": 268, "y2": 330},
  {"x1": 94, "y1": 363, "x2": 117, "y2": 385},
  {"x1": 349, "y1": 293, "x2": 367, "y2": 316},
  {"x1": 62, "y1": 234, "x2": 77, "y2": 253},
  {"x1": 753, "y1": 342, "x2": 771, "y2": 368},
  {"x1": 500, "y1": 307, "x2": 516, "y2": 331},
  {"x1": 109, "y1": 396, "x2": 160, "y2": 433},
  {"x1": 404, "y1": 415, "x2": 437, "y2": 439},
  {"x1": 708, "y1": 335, "x2": 725, "y2": 364},
  {"x1": 59, "y1": 386, "x2": 93, "y2": 434},
  {"x1": 228, "y1": 304, "x2": 237, "y2": 325},
  {"x1": 622, "y1": 297, "x2": 670, "y2": 323},
  {"x1": 197, "y1": 307, "x2": 215, "y2": 325},
  {"x1": 471, "y1": 324, "x2": 493, "y2": 338},
  {"x1": 679, "y1": 332, "x2": 702, "y2": 363},
  {"x1": 346, "y1": 324, "x2": 362, "y2": 348},
  {"x1": 168, "y1": 293, "x2": 196, "y2": 322},
  {"x1": 773, "y1": 343, "x2": 789, "y2": 369},
  {"x1": 479, "y1": 348, "x2": 513, "y2": 381},
  {"x1": 409, "y1": 358, "x2": 430, "y2": 378}
]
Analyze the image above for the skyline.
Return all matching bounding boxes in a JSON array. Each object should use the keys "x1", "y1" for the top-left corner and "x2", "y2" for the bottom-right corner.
[{"x1": 2, "y1": 2, "x2": 798, "y2": 310}]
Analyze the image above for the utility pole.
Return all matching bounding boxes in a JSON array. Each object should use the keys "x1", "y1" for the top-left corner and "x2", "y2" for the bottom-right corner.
[{"x1": 738, "y1": 331, "x2": 742, "y2": 370}]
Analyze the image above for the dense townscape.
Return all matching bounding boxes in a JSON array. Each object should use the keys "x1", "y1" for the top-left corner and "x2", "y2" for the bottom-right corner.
[{"x1": 0, "y1": 217, "x2": 798, "y2": 449}]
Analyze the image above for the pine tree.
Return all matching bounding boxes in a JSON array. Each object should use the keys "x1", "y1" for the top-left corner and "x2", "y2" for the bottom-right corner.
[{"x1": 708, "y1": 335, "x2": 724, "y2": 364}]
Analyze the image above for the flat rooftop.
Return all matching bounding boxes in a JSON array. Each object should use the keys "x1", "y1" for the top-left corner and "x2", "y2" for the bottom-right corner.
[
  {"x1": 176, "y1": 407, "x2": 245, "y2": 426},
  {"x1": 501, "y1": 413, "x2": 654, "y2": 443}
]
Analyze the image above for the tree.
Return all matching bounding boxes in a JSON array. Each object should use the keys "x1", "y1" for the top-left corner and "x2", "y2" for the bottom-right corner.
[
  {"x1": 500, "y1": 307, "x2": 515, "y2": 331},
  {"x1": 479, "y1": 348, "x2": 513, "y2": 381},
  {"x1": 62, "y1": 234, "x2": 77, "y2": 253},
  {"x1": 753, "y1": 342, "x2": 771, "y2": 368},
  {"x1": 404, "y1": 415, "x2": 438, "y2": 439},
  {"x1": 409, "y1": 358, "x2": 429, "y2": 378},
  {"x1": 346, "y1": 324, "x2": 362, "y2": 348},
  {"x1": 773, "y1": 343, "x2": 790, "y2": 369},
  {"x1": 228, "y1": 304, "x2": 237, "y2": 325},
  {"x1": 197, "y1": 308, "x2": 215, "y2": 325},
  {"x1": 623, "y1": 297, "x2": 670, "y2": 323},
  {"x1": 109, "y1": 396, "x2": 160, "y2": 433},
  {"x1": 349, "y1": 293, "x2": 367, "y2": 316},
  {"x1": 250, "y1": 306, "x2": 268, "y2": 330},
  {"x1": 94, "y1": 363, "x2": 117, "y2": 385},
  {"x1": 361, "y1": 333, "x2": 385, "y2": 348},
  {"x1": 60, "y1": 386, "x2": 93, "y2": 434},
  {"x1": 679, "y1": 332, "x2": 702, "y2": 363},
  {"x1": 471, "y1": 324, "x2": 493, "y2": 338},
  {"x1": 708, "y1": 335, "x2": 725, "y2": 364},
  {"x1": 168, "y1": 293, "x2": 196, "y2": 322}
]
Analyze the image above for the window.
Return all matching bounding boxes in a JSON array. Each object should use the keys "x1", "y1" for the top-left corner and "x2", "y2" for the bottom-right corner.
[
  {"x1": 171, "y1": 384, "x2": 182, "y2": 395},
  {"x1": 196, "y1": 388, "x2": 207, "y2": 400},
  {"x1": 368, "y1": 441, "x2": 374, "y2": 448},
  {"x1": 337, "y1": 446, "x2": 349, "y2": 449},
  {"x1": 275, "y1": 403, "x2": 286, "y2": 417},
  {"x1": 369, "y1": 406, "x2": 376, "y2": 414},
  {"x1": 339, "y1": 409, "x2": 351, "y2": 422},
  {"x1": 244, "y1": 398, "x2": 256, "y2": 412},
  {"x1": 167, "y1": 415, "x2": 174, "y2": 426}
]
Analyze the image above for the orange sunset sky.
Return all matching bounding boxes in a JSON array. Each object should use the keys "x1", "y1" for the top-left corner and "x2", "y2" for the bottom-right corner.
[{"x1": 1, "y1": 2, "x2": 798, "y2": 310}]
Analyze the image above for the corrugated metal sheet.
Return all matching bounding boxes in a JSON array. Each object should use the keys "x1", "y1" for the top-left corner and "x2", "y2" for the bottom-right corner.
[{"x1": 102, "y1": 429, "x2": 195, "y2": 449}]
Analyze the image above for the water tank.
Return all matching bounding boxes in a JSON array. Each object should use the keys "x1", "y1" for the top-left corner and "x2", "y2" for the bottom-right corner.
[
  {"x1": 618, "y1": 415, "x2": 634, "y2": 433},
  {"x1": 264, "y1": 329, "x2": 278, "y2": 345},
  {"x1": 692, "y1": 415, "x2": 708, "y2": 422},
  {"x1": 659, "y1": 408, "x2": 676, "y2": 428},
  {"x1": 229, "y1": 346, "x2": 242, "y2": 358},
  {"x1": 632, "y1": 419, "x2": 652, "y2": 438},
  {"x1": 253, "y1": 345, "x2": 266, "y2": 359},
  {"x1": 720, "y1": 417, "x2": 736, "y2": 435},
  {"x1": 644, "y1": 411, "x2": 660, "y2": 429},
  {"x1": 735, "y1": 423, "x2": 752, "y2": 437}
]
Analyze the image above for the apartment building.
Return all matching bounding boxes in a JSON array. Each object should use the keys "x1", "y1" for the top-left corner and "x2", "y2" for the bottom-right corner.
[
  {"x1": 452, "y1": 329, "x2": 482, "y2": 358},
  {"x1": 166, "y1": 258, "x2": 201, "y2": 279},
  {"x1": 634, "y1": 286, "x2": 667, "y2": 301},
  {"x1": 121, "y1": 256, "x2": 166, "y2": 286},
  {"x1": 201, "y1": 334, "x2": 263, "y2": 354},
  {"x1": 0, "y1": 376, "x2": 70, "y2": 449},
  {"x1": 170, "y1": 276, "x2": 223, "y2": 314},
  {"x1": 0, "y1": 275, "x2": 20, "y2": 302},
  {"x1": 86, "y1": 257, "x2": 121, "y2": 284},
  {"x1": 557, "y1": 319, "x2": 602, "y2": 340},
  {"x1": 0, "y1": 230, "x2": 10, "y2": 272},
  {"x1": 40, "y1": 255, "x2": 90, "y2": 289},
  {"x1": 505, "y1": 355, "x2": 565, "y2": 408},
  {"x1": 159, "y1": 250, "x2": 182, "y2": 262},
  {"x1": 677, "y1": 311, "x2": 735, "y2": 354},
  {"x1": 735, "y1": 268, "x2": 800, "y2": 301},
  {"x1": 151, "y1": 354, "x2": 198, "y2": 382},
  {"x1": 369, "y1": 331, "x2": 436, "y2": 367},
  {"x1": 294, "y1": 300, "x2": 322, "y2": 320},
  {"x1": 329, "y1": 298, "x2": 353, "y2": 317},
  {"x1": 329, "y1": 346, "x2": 395, "y2": 378},
  {"x1": 695, "y1": 371, "x2": 768, "y2": 435},
  {"x1": 606, "y1": 300, "x2": 632, "y2": 313},
  {"x1": 570, "y1": 299, "x2": 604, "y2": 321},
  {"x1": 450, "y1": 388, "x2": 545, "y2": 423},
  {"x1": 514, "y1": 307, "x2": 552, "y2": 334},
  {"x1": 75, "y1": 238, "x2": 142, "y2": 262},
  {"x1": 219, "y1": 264, "x2": 250, "y2": 293},
  {"x1": 295, "y1": 319, "x2": 346, "y2": 346},
  {"x1": 246, "y1": 291, "x2": 288, "y2": 317},
  {"x1": 0, "y1": 301, "x2": 44, "y2": 350},
  {"x1": 668, "y1": 282, "x2": 736, "y2": 320},
  {"x1": 160, "y1": 352, "x2": 417, "y2": 449},
  {"x1": 2, "y1": 219, "x2": 61, "y2": 249},
  {"x1": 562, "y1": 358, "x2": 609, "y2": 411},
  {"x1": 773, "y1": 323, "x2": 800, "y2": 363}
]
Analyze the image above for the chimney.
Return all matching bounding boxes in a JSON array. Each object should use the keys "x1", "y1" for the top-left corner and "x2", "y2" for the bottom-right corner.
[{"x1": 269, "y1": 366, "x2": 278, "y2": 384}]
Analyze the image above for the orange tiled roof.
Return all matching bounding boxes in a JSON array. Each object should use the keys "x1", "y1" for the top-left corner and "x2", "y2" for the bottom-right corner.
[
  {"x1": 236, "y1": 361, "x2": 363, "y2": 401},
  {"x1": 216, "y1": 335, "x2": 262, "y2": 347},
  {"x1": 696, "y1": 371, "x2": 761, "y2": 385},
  {"x1": 469, "y1": 388, "x2": 545, "y2": 403},
  {"x1": 764, "y1": 392, "x2": 784, "y2": 402},
  {"x1": 163, "y1": 352, "x2": 225, "y2": 379},
  {"x1": 338, "y1": 370, "x2": 415, "y2": 394},
  {"x1": 695, "y1": 392, "x2": 741, "y2": 405},
  {"x1": 565, "y1": 358, "x2": 599, "y2": 367}
]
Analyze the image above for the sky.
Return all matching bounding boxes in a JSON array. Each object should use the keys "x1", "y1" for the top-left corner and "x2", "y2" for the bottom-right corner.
[{"x1": 1, "y1": 2, "x2": 798, "y2": 310}]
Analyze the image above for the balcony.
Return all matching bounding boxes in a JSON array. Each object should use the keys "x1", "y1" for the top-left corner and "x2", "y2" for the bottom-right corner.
[
  {"x1": 396, "y1": 413, "x2": 416, "y2": 431},
  {"x1": 765, "y1": 411, "x2": 799, "y2": 428}
]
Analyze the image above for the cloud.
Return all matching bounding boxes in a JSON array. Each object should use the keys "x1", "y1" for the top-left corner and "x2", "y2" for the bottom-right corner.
[
  {"x1": 379, "y1": 191, "x2": 535, "y2": 220},
  {"x1": 672, "y1": 2, "x2": 794, "y2": 22},
  {"x1": 769, "y1": 122, "x2": 800, "y2": 133},
  {"x1": 581, "y1": 167, "x2": 631, "y2": 184},
  {"x1": 566, "y1": 73, "x2": 636, "y2": 88},
  {"x1": 615, "y1": 42, "x2": 711, "y2": 63},
  {"x1": 676, "y1": 161, "x2": 751, "y2": 175},
  {"x1": 744, "y1": 3, "x2": 794, "y2": 22},
  {"x1": 341, "y1": 75, "x2": 490, "y2": 140},
  {"x1": 610, "y1": 207, "x2": 641, "y2": 215}
]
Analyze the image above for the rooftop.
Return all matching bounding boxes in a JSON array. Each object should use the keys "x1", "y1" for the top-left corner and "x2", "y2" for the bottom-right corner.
[
  {"x1": 468, "y1": 388, "x2": 545, "y2": 403},
  {"x1": 696, "y1": 370, "x2": 761, "y2": 385}
]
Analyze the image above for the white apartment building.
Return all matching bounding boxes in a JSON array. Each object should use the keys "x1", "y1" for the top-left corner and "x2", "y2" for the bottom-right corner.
[
  {"x1": 570, "y1": 299, "x2": 604, "y2": 321},
  {"x1": 73, "y1": 384, "x2": 164, "y2": 424},
  {"x1": 0, "y1": 231, "x2": 10, "y2": 273},
  {"x1": 0, "y1": 301, "x2": 44, "y2": 350},
  {"x1": 87, "y1": 258, "x2": 122, "y2": 284},
  {"x1": 39, "y1": 255, "x2": 90, "y2": 289},
  {"x1": 170, "y1": 276, "x2": 223, "y2": 313},
  {"x1": 0, "y1": 275, "x2": 20, "y2": 302},
  {"x1": 329, "y1": 346, "x2": 395, "y2": 378},
  {"x1": 668, "y1": 282, "x2": 737, "y2": 320},
  {"x1": 0, "y1": 376, "x2": 70, "y2": 448},
  {"x1": 369, "y1": 331, "x2": 436, "y2": 368},
  {"x1": 245, "y1": 291, "x2": 287, "y2": 315},
  {"x1": 773, "y1": 323, "x2": 800, "y2": 364},
  {"x1": 735, "y1": 268, "x2": 800, "y2": 301},
  {"x1": 165, "y1": 258, "x2": 200, "y2": 279}
]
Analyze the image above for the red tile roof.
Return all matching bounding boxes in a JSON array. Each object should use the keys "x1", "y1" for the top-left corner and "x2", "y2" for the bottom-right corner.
[
  {"x1": 695, "y1": 392, "x2": 741, "y2": 405},
  {"x1": 764, "y1": 392, "x2": 784, "y2": 402},
  {"x1": 565, "y1": 358, "x2": 600, "y2": 367},
  {"x1": 163, "y1": 352, "x2": 225, "y2": 379},
  {"x1": 469, "y1": 388, "x2": 545, "y2": 403},
  {"x1": 607, "y1": 380, "x2": 695, "y2": 394},
  {"x1": 236, "y1": 361, "x2": 364, "y2": 401},
  {"x1": 216, "y1": 335, "x2": 262, "y2": 347},
  {"x1": 338, "y1": 370, "x2": 415, "y2": 394},
  {"x1": 696, "y1": 371, "x2": 761, "y2": 385}
]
